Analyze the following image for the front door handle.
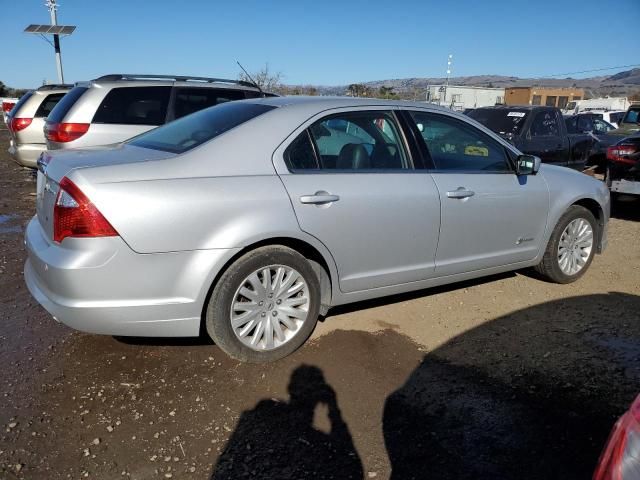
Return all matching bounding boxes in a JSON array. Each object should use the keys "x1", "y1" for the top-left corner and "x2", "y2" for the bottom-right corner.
[
  {"x1": 446, "y1": 188, "x2": 475, "y2": 199},
  {"x1": 300, "y1": 191, "x2": 340, "y2": 205}
]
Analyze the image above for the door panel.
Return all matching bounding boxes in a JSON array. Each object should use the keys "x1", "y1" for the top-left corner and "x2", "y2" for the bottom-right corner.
[
  {"x1": 280, "y1": 173, "x2": 441, "y2": 292},
  {"x1": 405, "y1": 109, "x2": 550, "y2": 275},
  {"x1": 431, "y1": 173, "x2": 548, "y2": 275}
]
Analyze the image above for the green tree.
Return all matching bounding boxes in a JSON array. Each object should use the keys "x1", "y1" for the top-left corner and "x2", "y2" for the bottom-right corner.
[
  {"x1": 347, "y1": 83, "x2": 372, "y2": 97},
  {"x1": 377, "y1": 86, "x2": 398, "y2": 99}
]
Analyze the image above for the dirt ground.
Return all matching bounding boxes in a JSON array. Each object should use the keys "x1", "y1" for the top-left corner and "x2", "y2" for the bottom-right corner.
[{"x1": 0, "y1": 128, "x2": 638, "y2": 480}]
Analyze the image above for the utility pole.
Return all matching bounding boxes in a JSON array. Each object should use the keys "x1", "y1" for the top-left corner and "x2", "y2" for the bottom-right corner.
[
  {"x1": 24, "y1": 1, "x2": 75, "y2": 85},
  {"x1": 47, "y1": 0, "x2": 64, "y2": 83},
  {"x1": 443, "y1": 54, "x2": 453, "y2": 108}
]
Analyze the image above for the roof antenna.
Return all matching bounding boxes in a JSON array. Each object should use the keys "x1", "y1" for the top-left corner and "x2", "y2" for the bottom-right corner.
[{"x1": 236, "y1": 61, "x2": 264, "y2": 95}]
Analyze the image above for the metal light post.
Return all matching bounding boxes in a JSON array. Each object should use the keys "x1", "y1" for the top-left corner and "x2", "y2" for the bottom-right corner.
[
  {"x1": 48, "y1": 0, "x2": 64, "y2": 83},
  {"x1": 443, "y1": 54, "x2": 453, "y2": 108},
  {"x1": 24, "y1": 1, "x2": 76, "y2": 84}
]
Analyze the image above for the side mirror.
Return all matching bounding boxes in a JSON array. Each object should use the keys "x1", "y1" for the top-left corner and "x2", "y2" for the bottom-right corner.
[{"x1": 516, "y1": 154, "x2": 541, "y2": 175}]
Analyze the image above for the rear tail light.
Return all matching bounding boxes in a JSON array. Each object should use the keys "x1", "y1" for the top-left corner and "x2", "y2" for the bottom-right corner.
[
  {"x1": 593, "y1": 394, "x2": 640, "y2": 480},
  {"x1": 45, "y1": 122, "x2": 90, "y2": 143},
  {"x1": 53, "y1": 177, "x2": 118, "y2": 243},
  {"x1": 607, "y1": 145, "x2": 638, "y2": 166},
  {"x1": 8, "y1": 117, "x2": 32, "y2": 132},
  {"x1": 2, "y1": 101, "x2": 15, "y2": 113}
]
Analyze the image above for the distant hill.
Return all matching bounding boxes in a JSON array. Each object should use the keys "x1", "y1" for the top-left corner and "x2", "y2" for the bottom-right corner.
[{"x1": 307, "y1": 68, "x2": 640, "y2": 99}]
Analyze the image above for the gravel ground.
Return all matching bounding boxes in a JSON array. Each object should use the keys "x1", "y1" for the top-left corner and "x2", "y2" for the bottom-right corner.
[{"x1": 0, "y1": 128, "x2": 638, "y2": 479}]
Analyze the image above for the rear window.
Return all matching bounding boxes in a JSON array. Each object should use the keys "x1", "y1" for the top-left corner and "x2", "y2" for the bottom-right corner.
[
  {"x1": 8, "y1": 91, "x2": 34, "y2": 117},
  {"x1": 173, "y1": 88, "x2": 247, "y2": 119},
  {"x1": 467, "y1": 108, "x2": 528, "y2": 136},
  {"x1": 47, "y1": 86, "x2": 88, "y2": 123},
  {"x1": 128, "y1": 102, "x2": 276, "y2": 154},
  {"x1": 34, "y1": 93, "x2": 66, "y2": 118},
  {"x1": 93, "y1": 86, "x2": 171, "y2": 126}
]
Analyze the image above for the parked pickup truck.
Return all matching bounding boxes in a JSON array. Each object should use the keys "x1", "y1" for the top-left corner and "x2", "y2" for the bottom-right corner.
[
  {"x1": 468, "y1": 105, "x2": 595, "y2": 169},
  {"x1": 608, "y1": 105, "x2": 640, "y2": 137}
]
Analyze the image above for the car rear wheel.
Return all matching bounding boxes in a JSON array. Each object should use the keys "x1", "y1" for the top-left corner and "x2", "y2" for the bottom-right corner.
[
  {"x1": 534, "y1": 205, "x2": 597, "y2": 284},
  {"x1": 205, "y1": 246, "x2": 321, "y2": 363}
]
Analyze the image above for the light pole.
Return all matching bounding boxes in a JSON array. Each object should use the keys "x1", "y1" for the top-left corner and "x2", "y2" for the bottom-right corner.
[
  {"x1": 24, "y1": 1, "x2": 76, "y2": 84},
  {"x1": 443, "y1": 54, "x2": 453, "y2": 108},
  {"x1": 47, "y1": 0, "x2": 64, "y2": 83}
]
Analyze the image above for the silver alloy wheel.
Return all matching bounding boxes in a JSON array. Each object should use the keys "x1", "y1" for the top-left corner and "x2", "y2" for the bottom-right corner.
[
  {"x1": 230, "y1": 265, "x2": 310, "y2": 351},
  {"x1": 557, "y1": 218, "x2": 594, "y2": 276}
]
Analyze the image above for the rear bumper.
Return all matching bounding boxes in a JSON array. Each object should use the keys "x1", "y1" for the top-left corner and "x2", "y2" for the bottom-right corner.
[
  {"x1": 8, "y1": 142, "x2": 46, "y2": 168},
  {"x1": 24, "y1": 216, "x2": 239, "y2": 337},
  {"x1": 611, "y1": 179, "x2": 640, "y2": 196}
]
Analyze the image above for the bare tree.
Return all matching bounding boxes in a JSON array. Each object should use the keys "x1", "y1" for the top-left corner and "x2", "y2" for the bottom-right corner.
[{"x1": 238, "y1": 63, "x2": 283, "y2": 93}]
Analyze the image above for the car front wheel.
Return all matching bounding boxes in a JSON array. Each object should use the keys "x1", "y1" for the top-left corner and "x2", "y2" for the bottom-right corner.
[
  {"x1": 534, "y1": 205, "x2": 598, "y2": 284},
  {"x1": 205, "y1": 246, "x2": 321, "y2": 362}
]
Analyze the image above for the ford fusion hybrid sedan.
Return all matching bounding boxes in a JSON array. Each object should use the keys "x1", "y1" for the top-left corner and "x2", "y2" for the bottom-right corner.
[{"x1": 24, "y1": 97, "x2": 609, "y2": 362}]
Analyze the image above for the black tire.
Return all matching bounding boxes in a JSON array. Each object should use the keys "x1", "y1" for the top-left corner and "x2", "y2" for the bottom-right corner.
[
  {"x1": 534, "y1": 205, "x2": 598, "y2": 284},
  {"x1": 205, "y1": 245, "x2": 321, "y2": 363}
]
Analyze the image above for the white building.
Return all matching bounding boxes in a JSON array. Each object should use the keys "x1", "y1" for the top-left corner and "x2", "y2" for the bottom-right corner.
[{"x1": 425, "y1": 85, "x2": 505, "y2": 111}]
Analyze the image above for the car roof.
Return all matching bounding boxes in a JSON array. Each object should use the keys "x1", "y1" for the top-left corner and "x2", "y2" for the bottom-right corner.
[
  {"x1": 77, "y1": 74, "x2": 264, "y2": 93},
  {"x1": 30, "y1": 84, "x2": 73, "y2": 95},
  {"x1": 246, "y1": 95, "x2": 457, "y2": 112}
]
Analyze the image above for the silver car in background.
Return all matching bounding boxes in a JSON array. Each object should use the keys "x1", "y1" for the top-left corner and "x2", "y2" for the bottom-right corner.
[
  {"x1": 7, "y1": 84, "x2": 71, "y2": 167},
  {"x1": 44, "y1": 73, "x2": 273, "y2": 151},
  {"x1": 25, "y1": 97, "x2": 610, "y2": 362}
]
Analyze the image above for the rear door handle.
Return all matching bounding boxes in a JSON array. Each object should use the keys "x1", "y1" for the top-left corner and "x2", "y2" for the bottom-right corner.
[
  {"x1": 299, "y1": 192, "x2": 340, "y2": 205},
  {"x1": 446, "y1": 188, "x2": 475, "y2": 199}
]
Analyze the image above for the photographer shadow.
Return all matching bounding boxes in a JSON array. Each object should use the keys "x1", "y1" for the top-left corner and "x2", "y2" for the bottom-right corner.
[{"x1": 210, "y1": 364, "x2": 363, "y2": 479}]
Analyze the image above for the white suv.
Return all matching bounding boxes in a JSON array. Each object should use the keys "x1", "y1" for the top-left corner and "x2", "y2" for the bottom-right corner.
[{"x1": 45, "y1": 74, "x2": 275, "y2": 151}]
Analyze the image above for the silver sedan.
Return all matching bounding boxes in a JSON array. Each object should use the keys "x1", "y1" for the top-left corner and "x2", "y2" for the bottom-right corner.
[{"x1": 24, "y1": 97, "x2": 610, "y2": 362}]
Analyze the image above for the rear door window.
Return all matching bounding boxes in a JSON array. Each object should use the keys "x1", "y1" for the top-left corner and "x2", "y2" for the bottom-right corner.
[
  {"x1": 308, "y1": 112, "x2": 409, "y2": 170},
  {"x1": 46, "y1": 86, "x2": 88, "y2": 123},
  {"x1": 34, "y1": 93, "x2": 66, "y2": 118},
  {"x1": 173, "y1": 88, "x2": 247, "y2": 119},
  {"x1": 93, "y1": 86, "x2": 171, "y2": 125},
  {"x1": 284, "y1": 112, "x2": 410, "y2": 171}
]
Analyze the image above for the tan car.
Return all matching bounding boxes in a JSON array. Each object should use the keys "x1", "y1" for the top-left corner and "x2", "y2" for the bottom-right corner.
[{"x1": 7, "y1": 84, "x2": 72, "y2": 167}]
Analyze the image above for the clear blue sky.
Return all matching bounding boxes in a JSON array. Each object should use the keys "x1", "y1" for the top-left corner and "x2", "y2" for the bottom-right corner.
[{"x1": 2, "y1": 0, "x2": 639, "y2": 89}]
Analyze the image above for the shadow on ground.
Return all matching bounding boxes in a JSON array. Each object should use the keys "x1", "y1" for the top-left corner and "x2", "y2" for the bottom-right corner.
[
  {"x1": 211, "y1": 292, "x2": 639, "y2": 480},
  {"x1": 611, "y1": 194, "x2": 640, "y2": 221},
  {"x1": 210, "y1": 365, "x2": 363, "y2": 479}
]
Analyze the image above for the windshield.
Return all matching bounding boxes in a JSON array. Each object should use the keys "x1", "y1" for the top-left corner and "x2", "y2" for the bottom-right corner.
[
  {"x1": 129, "y1": 102, "x2": 276, "y2": 154},
  {"x1": 467, "y1": 108, "x2": 528, "y2": 136},
  {"x1": 621, "y1": 108, "x2": 640, "y2": 125}
]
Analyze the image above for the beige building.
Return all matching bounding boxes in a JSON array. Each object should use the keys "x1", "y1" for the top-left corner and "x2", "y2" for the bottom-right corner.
[{"x1": 505, "y1": 87, "x2": 584, "y2": 109}]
